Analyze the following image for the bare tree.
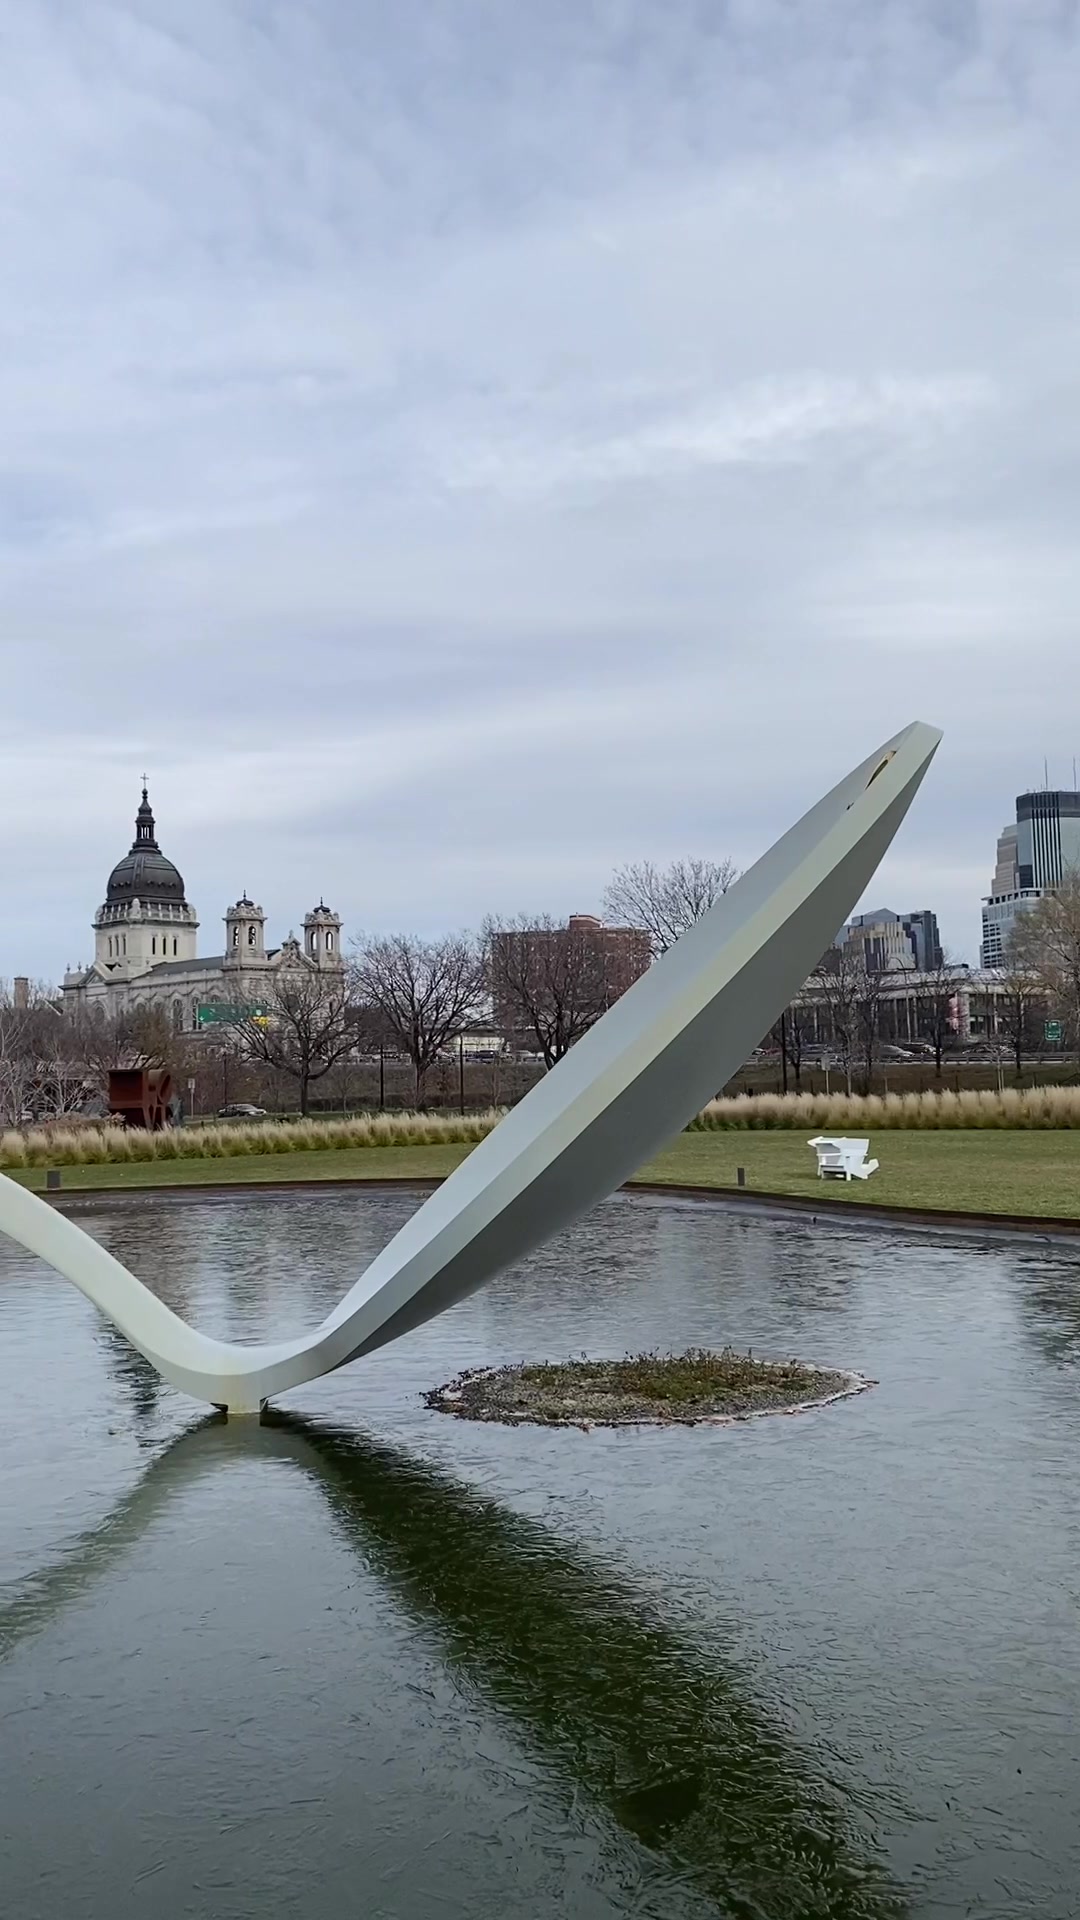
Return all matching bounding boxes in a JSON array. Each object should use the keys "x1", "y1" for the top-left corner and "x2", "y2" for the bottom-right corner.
[
  {"x1": 72, "y1": 1003, "x2": 178, "y2": 1081},
  {"x1": 814, "y1": 945, "x2": 865, "y2": 1094},
  {"x1": 0, "y1": 988, "x2": 36, "y2": 1125},
  {"x1": 0, "y1": 983, "x2": 90, "y2": 1123},
  {"x1": 1011, "y1": 869, "x2": 1080, "y2": 1064},
  {"x1": 230, "y1": 967, "x2": 356, "y2": 1117},
  {"x1": 976, "y1": 991, "x2": 1014, "y2": 1090},
  {"x1": 915, "y1": 953, "x2": 967, "y2": 1079},
  {"x1": 24, "y1": 1014, "x2": 88, "y2": 1119},
  {"x1": 854, "y1": 964, "x2": 890, "y2": 1094},
  {"x1": 603, "y1": 856, "x2": 738, "y2": 956},
  {"x1": 351, "y1": 934, "x2": 484, "y2": 1107},
  {"x1": 486, "y1": 915, "x2": 617, "y2": 1069},
  {"x1": 991, "y1": 954, "x2": 1044, "y2": 1080},
  {"x1": 766, "y1": 1003, "x2": 809, "y2": 1090},
  {"x1": 817, "y1": 947, "x2": 894, "y2": 1094}
]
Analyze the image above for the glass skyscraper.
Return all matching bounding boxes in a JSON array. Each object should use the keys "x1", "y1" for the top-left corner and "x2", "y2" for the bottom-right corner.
[{"x1": 981, "y1": 789, "x2": 1080, "y2": 967}]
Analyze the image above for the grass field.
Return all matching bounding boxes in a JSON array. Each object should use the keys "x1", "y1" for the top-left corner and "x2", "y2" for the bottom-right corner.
[
  {"x1": 641, "y1": 1129, "x2": 1080, "y2": 1218},
  {"x1": 8, "y1": 1143, "x2": 468, "y2": 1193},
  {"x1": 9, "y1": 1130, "x2": 1080, "y2": 1220}
]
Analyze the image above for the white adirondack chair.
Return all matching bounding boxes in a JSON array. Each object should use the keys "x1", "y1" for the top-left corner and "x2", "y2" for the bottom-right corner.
[{"x1": 808, "y1": 1135, "x2": 879, "y2": 1182}]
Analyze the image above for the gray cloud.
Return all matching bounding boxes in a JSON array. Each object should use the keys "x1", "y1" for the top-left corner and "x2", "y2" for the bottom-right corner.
[{"x1": 3, "y1": 1, "x2": 1080, "y2": 976}]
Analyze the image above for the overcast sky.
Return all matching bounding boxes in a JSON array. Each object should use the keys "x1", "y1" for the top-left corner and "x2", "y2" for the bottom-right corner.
[{"x1": 3, "y1": 1, "x2": 1079, "y2": 982}]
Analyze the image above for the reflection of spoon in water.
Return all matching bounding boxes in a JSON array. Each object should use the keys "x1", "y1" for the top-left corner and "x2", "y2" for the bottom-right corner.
[{"x1": 1, "y1": 1413, "x2": 908, "y2": 1918}]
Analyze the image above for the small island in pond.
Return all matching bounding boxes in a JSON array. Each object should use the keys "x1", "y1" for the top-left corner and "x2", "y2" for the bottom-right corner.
[{"x1": 424, "y1": 1347, "x2": 872, "y2": 1428}]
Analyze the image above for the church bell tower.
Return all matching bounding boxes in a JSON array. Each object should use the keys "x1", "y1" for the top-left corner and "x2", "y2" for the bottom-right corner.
[{"x1": 223, "y1": 896, "x2": 268, "y2": 971}]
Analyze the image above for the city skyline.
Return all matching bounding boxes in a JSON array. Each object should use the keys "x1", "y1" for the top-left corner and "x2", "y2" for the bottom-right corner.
[{"x1": 8, "y1": 762, "x2": 1080, "y2": 986}]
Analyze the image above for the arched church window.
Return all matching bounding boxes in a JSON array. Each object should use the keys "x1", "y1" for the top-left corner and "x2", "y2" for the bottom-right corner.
[
  {"x1": 172, "y1": 999, "x2": 183, "y2": 1032},
  {"x1": 326, "y1": 931, "x2": 334, "y2": 952},
  {"x1": 248, "y1": 924, "x2": 257, "y2": 947},
  {"x1": 233, "y1": 925, "x2": 240, "y2": 947},
  {"x1": 152, "y1": 936, "x2": 157, "y2": 955},
  {"x1": 173, "y1": 937, "x2": 178, "y2": 956}
]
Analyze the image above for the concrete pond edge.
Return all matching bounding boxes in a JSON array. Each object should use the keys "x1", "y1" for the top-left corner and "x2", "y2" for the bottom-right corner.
[{"x1": 40, "y1": 1173, "x2": 1080, "y2": 1255}]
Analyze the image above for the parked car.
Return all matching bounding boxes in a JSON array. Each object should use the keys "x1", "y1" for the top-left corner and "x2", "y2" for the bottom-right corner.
[{"x1": 217, "y1": 1103, "x2": 268, "y2": 1118}]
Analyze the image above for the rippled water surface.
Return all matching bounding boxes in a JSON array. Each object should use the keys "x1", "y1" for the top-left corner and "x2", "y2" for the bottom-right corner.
[{"x1": 3, "y1": 1186, "x2": 1080, "y2": 1918}]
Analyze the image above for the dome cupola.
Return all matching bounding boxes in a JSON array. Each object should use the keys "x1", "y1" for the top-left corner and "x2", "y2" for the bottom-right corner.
[
  {"x1": 105, "y1": 787, "x2": 188, "y2": 907},
  {"x1": 93, "y1": 783, "x2": 199, "y2": 974}
]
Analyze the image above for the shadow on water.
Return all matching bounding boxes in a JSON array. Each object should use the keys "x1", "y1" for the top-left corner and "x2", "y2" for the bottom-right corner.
[
  {"x1": 95, "y1": 1319, "x2": 163, "y2": 1427},
  {"x1": 0, "y1": 1414, "x2": 907, "y2": 1920}
]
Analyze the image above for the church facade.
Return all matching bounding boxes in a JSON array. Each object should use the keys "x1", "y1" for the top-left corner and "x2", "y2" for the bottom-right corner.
[{"x1": 62, "y1": 788, "x2": 344, "y2": 1031}]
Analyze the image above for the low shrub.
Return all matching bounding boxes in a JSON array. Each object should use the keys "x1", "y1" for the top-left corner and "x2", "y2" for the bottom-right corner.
[
  {"x1": 693, "y1": 1085, "x2": 1080, "y2": 1131},
  {"x1": 6, "y1": 1085, "x2": 1080, "y2": 1174},
  {"x1": 0, "y1": 1106, "x2": 508, "y2": 1170}
]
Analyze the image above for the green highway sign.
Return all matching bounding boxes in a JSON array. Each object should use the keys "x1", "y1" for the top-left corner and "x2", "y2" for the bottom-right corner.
[
  {"x1": 197, "y1": 1003, "x2": 268, "y2": 1027},
  {"x1": 1044, "y1": 1020, "x2": 1063, "y2": 1045}
]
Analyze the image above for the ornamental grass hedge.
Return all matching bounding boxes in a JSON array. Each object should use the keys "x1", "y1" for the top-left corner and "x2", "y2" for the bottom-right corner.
[{"x1": 4, "y1": 1085, "x2": 1080, "y2": 1171}]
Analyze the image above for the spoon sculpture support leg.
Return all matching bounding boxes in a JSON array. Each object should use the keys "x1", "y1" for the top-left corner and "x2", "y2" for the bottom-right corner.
[{"x1": 0, "y1": 722, "x2": 940, "y2": 1410}]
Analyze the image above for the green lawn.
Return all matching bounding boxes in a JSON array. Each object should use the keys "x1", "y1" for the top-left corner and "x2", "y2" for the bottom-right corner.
[
  {"x1": 642, "y1": 1129, "x2": 1080, "y2": 1218},
  {"x1": 10, "y1": 1144, "x2": 469, "y2": 1192},
  {"x1": 9, "y1": 1129, "x2": 1080, "y2": 1219}
]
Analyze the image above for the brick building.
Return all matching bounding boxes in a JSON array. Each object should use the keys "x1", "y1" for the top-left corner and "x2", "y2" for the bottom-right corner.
[{"x1": 490, "y1": 913, "x2": 651, "y2": 1047}]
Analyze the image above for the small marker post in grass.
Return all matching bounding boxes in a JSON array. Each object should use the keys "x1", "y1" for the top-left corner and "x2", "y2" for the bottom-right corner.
[{"x1": 737, "y1": 1166, "x2": 746, "y2": 1188}]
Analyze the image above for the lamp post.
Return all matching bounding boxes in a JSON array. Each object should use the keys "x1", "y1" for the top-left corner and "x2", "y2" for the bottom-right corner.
[{"x1": 458, "y1": 1034, "x2": 466, "y2": 1116}]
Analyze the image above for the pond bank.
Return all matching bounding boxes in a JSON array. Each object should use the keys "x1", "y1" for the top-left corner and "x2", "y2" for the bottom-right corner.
[{"x1": 10, "y1": 1129, "x2": 1080, "y2": 1227}]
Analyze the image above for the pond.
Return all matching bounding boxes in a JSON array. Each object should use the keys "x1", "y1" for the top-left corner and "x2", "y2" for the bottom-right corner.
[{"x1": 2, "y1": 1185, "x2": 1080, "y2": 1919}]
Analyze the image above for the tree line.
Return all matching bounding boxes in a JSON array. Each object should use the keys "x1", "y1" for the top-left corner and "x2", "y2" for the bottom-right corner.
[
  {"x1": 776, "y1": 947, "x2": 974, "y2": 1093},
  {"x1": 230, "y1": 857, "x2": 741, "y2": 1113},
  {"x1": 775, "y1": 883, "x2": 1080, "y2": 1094},
  {"x1": 0, "y1": 993, "x2": 180, "y2": 1126},
  {"x1": 8, "y1": 856, "x2": 1079, "y2": 1126},
  {"x1": 1, "y1": 858, "x2": 738, "y2": 1123}
]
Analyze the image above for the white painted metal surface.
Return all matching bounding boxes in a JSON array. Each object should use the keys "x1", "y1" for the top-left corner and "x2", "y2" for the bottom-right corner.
[
  {"x1": 808, "y1": 1136, "x2": 880, "y2": 1181},
  {"x1": 0, "y1": 722, "x2": 939, "y2": 1409}
]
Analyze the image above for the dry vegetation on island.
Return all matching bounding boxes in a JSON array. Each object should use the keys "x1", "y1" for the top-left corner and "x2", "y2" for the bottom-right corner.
[{"x1": 424, "y1": 1348, "x2": 867, "y2": 1427}]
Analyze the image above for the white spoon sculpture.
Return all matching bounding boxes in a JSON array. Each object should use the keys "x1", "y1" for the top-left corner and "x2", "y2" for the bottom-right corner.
[{"x1": 0, "y1": 722, "x2": 940, "y2": 1410}]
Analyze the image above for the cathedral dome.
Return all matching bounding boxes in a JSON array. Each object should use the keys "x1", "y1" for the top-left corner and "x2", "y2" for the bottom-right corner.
[{"x1": 105, "y1": 788, "x2": 188, "y2": 907}]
